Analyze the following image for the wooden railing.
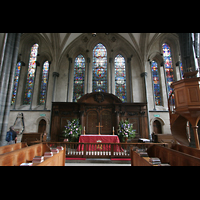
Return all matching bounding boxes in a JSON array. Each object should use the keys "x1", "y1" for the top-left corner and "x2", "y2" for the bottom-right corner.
[{"x1": 43, "y1": 142, "x2": 168, "y2": 159}]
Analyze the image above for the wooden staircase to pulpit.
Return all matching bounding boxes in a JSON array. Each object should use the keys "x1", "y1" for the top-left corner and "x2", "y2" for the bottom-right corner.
[{"x1": 168, "y1": 71, "x2": 200, "y2": 149}]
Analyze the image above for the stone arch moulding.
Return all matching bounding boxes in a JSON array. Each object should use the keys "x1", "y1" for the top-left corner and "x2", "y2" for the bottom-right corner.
[
  {"x1": 36, "y1": 116, "x2": 50, "y2": 133},
  {"x1": 150, "y1": 117, "x2": 165, "y2": 126},
  {"x1": 150, "y1": 117, "x2": 165, "y2": 134}
]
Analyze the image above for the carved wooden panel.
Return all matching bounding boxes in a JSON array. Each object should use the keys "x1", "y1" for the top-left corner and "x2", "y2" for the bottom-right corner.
[
  {"x1": 177, "y1": 89, "x2": 185, "y2": 104},
  {"x1": 128, "y1": 118, "x2": 139, "y2": 134},
  {"x1": 188, "y1": 87, "x2": 199, "y2": 102},
  {"x1": 50, "y1": 94, "x2": 148, "y2": 139},
  {"x1": 101, "y1": 110, "x2": 112, "y2": 134},
  {"x1": 87, "y1": 110, "x2": 98, "y2": 134}
]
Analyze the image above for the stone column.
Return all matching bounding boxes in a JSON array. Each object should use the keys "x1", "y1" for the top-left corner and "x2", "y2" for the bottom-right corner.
[
  {"x1": 0, "y1": 34, "x2": 15, "y2": 128},
  {"x1": 0, "y1": 33, "x2": 8, "y2": 77},
  {"x1": 52, "y1": 72, "x2": 59, "y2": 102},
  {"x1": 0, "y1": 33, "x2": 21, "y2": 146},
  {"x1": 140, "y1": 72, "x2": 150, "y2": 139}
]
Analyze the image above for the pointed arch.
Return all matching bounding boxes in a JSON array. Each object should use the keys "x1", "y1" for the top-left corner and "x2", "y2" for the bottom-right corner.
[
  {"x1": 92, "y1": 43, "x2": 107, "y2": 92},
  {"x1": 73, "y1": 54, "x2": 85, "y2": 102},
  {"x1": 23, "y1": 43, "x2": 39, "y2": 105},
  {"x1": 114, "y1": 54, "x2": 127, "y2": 102}
]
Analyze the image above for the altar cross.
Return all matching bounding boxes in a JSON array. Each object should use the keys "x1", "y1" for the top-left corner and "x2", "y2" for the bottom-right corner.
[{"x1": 96, "y1": 122, "x2": 103, "y2": 135}]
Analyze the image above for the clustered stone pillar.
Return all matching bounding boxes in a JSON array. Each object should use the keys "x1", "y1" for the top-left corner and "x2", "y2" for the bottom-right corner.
[
  {"x1": 0, "y1": 33, "x2": 21, "y2": 146},
  {"x1": 52, "y1": 72, "x2": 59, "y2": 102},
  {"x1": 140, "y1": 71, "x2": 151, "y2": 139}
]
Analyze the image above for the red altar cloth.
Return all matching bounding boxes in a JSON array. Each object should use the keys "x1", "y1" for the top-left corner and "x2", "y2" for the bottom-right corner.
[{"x1": 77, "y1": 135, "x2": 122, "y2": 152}]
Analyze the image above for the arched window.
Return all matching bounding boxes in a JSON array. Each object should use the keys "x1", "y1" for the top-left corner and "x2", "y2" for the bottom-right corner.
[
  {"x1": 180, "y1": 61, "x2": 184, "y2": 79},
  {"x1": 73, "y1": 54, "x2": 85, "y2": 102},
  {"x1": 114, "y1": 54, "x2": 127, "y2": 102},
  {"x1": 23, "y1": 43, "x2": 39, "y2": 105},
  {"x1": 92, "y1": 43, "x2": 107, "y2": 92},
  {"x1": 39, "y1": 61, "x2": 50, "y2": 105},
  {"x1": 11, "y1": 61, "x2": 21, "y2": 105},
  {"x1": 151, "y1": 61, "x2": 161, "y2": 105},
  {"x1": 162, "y1": 43, "x2": 174, "y2": 97}
]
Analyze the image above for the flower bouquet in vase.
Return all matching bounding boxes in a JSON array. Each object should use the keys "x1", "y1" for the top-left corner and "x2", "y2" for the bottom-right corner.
[
  {"x1": 117, "y1": 119, "x2": 136, "y2": 142},
  {"x1": 62, "y1": 118, "x2": 82, "y2": 142}
]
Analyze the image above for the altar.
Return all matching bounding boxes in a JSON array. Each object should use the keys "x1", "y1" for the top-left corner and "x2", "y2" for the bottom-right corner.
[
  {"x1": 77, "y1": 135, "x2": 121, "y2": 151},
  {"x1": 50, "y1": 92, "x2": 148, "y2": 141}
]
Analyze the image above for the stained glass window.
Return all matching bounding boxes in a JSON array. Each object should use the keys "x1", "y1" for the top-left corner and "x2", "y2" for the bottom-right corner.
[
  {"x1": 92, "y1": 43, "x2": 107, "y2": 92},
  {"x1": 115, "y1": 54, "x2": 127, "y2": 102},
  {"x1": 73, "y1": 54, "x2": 85, "y2": 102},
  {"x1": 23, "y1": 43, "x2": 39, "y2": 105},
  {"x1": 151, "y1": 61, "x2": 161, "y2": 105},
  {"x1": 162, "y1": 43, "x2": 174, "y2": 97},
  {"x1": 11, "y1": 62, "x2": 21, "y2": 105},
  {"x1": 180, "y1": 62, "x2": 184, "y2": 79},
  {"x1": 39, "y1": 61, "x2": 49, "y2": 105}
]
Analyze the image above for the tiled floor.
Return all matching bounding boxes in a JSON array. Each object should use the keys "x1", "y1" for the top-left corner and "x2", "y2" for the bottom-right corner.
[
  {"x1": 65, "y1": 158, "x2": 131, "y2": 166},
  {"x1": 65, "y1": 163, "x2": 131, "y2": 166}
]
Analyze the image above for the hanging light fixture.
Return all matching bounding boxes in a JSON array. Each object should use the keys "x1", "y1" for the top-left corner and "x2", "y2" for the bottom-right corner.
[{"x1": 91, "y1": 33, "x2": 109, "y2": 37}]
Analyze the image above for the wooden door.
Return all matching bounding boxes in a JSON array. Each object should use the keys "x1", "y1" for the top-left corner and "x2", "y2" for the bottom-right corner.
[
  {"x1": 87, "y1": 110, "x2": 98, "y2": 134},
  {"x1": 101, "y1": 110, "x2": 112, "y2": 134},
  {"x1": 38, "y1": 119, "x2": 46, "y2": 133},
  {"x1": 153, "y1": 120, "x2": 162, "y2": 134}
]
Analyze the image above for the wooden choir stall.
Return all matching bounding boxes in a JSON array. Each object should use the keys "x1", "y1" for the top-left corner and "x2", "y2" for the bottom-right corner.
[{"x1": 50, "y1": 92, "x2": 148, "y2": 141}]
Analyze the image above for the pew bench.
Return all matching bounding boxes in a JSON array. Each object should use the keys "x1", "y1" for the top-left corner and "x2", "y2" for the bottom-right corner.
[
  {"x1": 21, "y1": 132, "x2": 43, "y2": 146},
  {"x1": 171, "y1": 144, "x2": 200, "y2": 159},
  {"x1": 34, "y1": 146, "x2": 66, "y2": 166},
  {"x1": 131, "y1": 151, "x2": 153, "y2": 166},
  {"x1": 0, "y1": 143, "x2": 50, "y2": 166},
  {"x1": 147, "y1": 145, "x2": 200, "y2": 166},
  {"x1": 0, "y1": 142, "x2": 28, "y2": 154},
  {"x1": 131, "y1": 144, "x2": 200, "y2": 166}
]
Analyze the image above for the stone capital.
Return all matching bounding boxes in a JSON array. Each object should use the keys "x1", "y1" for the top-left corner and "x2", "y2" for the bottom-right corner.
[
  {"x1": 53, "y1": 72, "x2": 59, "y2": 77},
  {"x1": 140, "y1": 72, "x2": 148, "y2": 77}
]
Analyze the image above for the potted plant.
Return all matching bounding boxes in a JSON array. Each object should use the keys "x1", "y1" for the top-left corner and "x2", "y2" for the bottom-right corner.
[
  {"x1": 117, "y1": 119, "x2": 136, "y2": 142},
  {"x1": 62, "y1": 119, "x2": 82, "y2": 142}
]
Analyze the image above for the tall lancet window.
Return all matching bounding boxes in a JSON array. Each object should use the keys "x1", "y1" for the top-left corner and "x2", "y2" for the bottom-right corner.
[
  {"x1": 180, "y1": 62, "x2": 184, "y2": 79},
  {"x1": 162, "y1": 43, "x2": 174, "y2": 97},
  {"x1": 114, "y1": 54, "x2": 127, "y2": 102},
  {"x1": 39, "y1": 61, "x2": 50, "y2": 105},
  {"x1": 23, "y1": 43, "x2": 39, "y2": 105},
  {"x1": 92, "y1": 43, "x2": 107, "y2": 92},
  {"x1": 73, "y1": 54, "x2": 85, "y2": 102},
  {"x1": 151, "y1": 61, "x2": 161, "y2": 105},
  {"x1": 11, "y1": 62, "x2": 21, "y2": 105}
]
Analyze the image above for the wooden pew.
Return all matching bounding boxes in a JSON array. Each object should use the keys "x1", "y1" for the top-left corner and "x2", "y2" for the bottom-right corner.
[
  {"x1": 0, "y1": 142, "x2": 27, "y2": 154},
  {"x1": 154, "y1": 134, "x2": 177, "y2": 148},
  {"x1": 21, "y1": 132, "x2": 43, "y2": 146},
  {"x1": 147, "y1": 145, "x2": 200, "y2": 166},
  {"x1": 34, "y1": 146, "x2": 66, "y2": 166},
  {"x1": 131, "y1": 151, "x2": 152, "y2": 166},
  {"x1": 171, "y1": 144, "x2": 200, "y2": 158},
  {"x1": 0, "y1": 143, "x2": 50, "y2": 166}
]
